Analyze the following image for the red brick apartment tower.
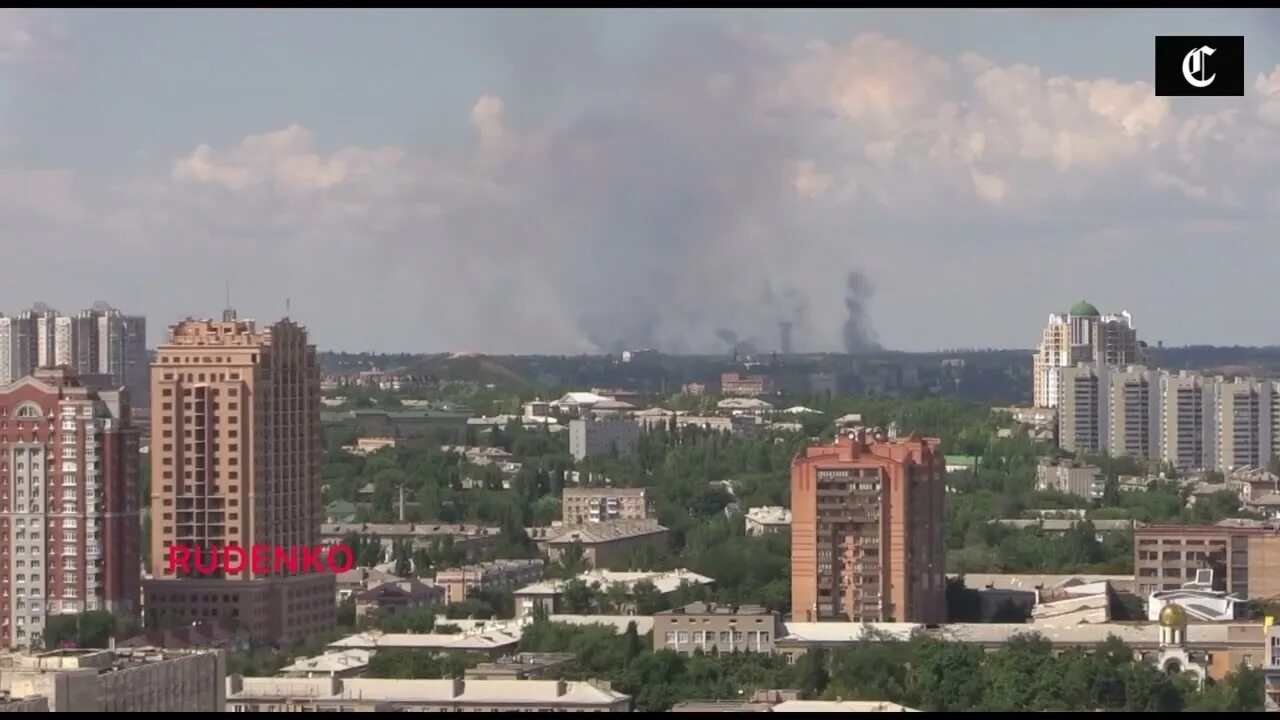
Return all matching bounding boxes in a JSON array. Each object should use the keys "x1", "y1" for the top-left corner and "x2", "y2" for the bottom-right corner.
[
  {"x1": 0, "y1": 368, "x2": 140, "y2": 648},
  {"x1": 791, "y1": 430, "x2": 946, "y2": 623},
  {"x1": 142, "y1": 313, "x2": 334, "y2": 645}
]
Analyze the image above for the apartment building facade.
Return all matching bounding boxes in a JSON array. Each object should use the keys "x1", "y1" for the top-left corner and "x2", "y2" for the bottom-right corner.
[
  {"x1": 791, "y1": 431, "x2": 946, "y2": 623},
  {"x1": 0, "y1": 304, "x2": 148, "y2": 406},
  {"x1": 568, "y1": 417, "x2": 641, "y2": 461},
  {"x1": 0, "y1": 368, "x2": 141, "y2": 648},
  {"x1": 653, "y1": 603, "x2": 783, "y2": 655},
  {"x1": 561, "y1": 487, "x2": 653, "y2": 524},
  {"x1": 142, "y1": 313, "x2": 335, "y2": 645},
  {"x1": 1133, "y1": 525, "x2": 1269, "y2": 598},
  {"x1": 0, "y1": 648, "x2": 225, "y2": 712},
  {"x1": 1057, "y1": 364, "x2": 1280, "y2": 473},
  {"x1": 1033, "y1": 302, "x2": 1143, "y2": 408}
]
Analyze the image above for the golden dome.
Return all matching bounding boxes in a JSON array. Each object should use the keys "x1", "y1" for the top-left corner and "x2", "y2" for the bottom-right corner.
[{"x1": 1159, "y1": 603, "x2": 1188, "y2": 627}]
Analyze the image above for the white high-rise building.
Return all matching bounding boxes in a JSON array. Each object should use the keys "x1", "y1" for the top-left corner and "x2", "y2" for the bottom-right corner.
[
  {"x1": 1033, "y1": 301, "x2": 1144, "y2": 408},
  {"x1": 1057, "y1": 363, "x2": 1280, "y2": 473},
  {"x1": 0, "y1": 303, "x2": 148, "y2": 405}
]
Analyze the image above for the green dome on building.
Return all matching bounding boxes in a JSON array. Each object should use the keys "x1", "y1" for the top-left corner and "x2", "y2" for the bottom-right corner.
[{"x1": 1069, "y1": 301, "x2": 1100, "y2": 317}]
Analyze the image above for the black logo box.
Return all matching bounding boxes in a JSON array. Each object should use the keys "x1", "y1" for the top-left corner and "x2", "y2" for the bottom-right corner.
[{"x1": 1155, "y1": 36, "x2": 1245, "y2": 97}]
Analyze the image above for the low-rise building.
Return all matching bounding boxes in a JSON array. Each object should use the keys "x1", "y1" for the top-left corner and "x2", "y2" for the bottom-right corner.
[
  {"x1": 654, "y1": 603, "x2": 783, "y2": 655},
  {"x1": 322, "y1": 408, "x2": 470, "y2": 448},
  {"x1": 991, "y1": 518, "x2": 1136, "y2": 537},
  {"x1": 0, "y1": 648, "x2": 225, "y2": 712},
  {"x1": 1134, "y1": 524, "x2": 1273, "y2": 598},
  {"x1": 355, "y1": 578, "x2": 445, "y2": 622},
  {"x1": 719, "y1": 373, "x2": 775, "y2": 398},
  {"x1": 1035, "y1": 459, "x2": 1105, "y2": 500},
  {"x1": 531, "y1": 519, "x2": 670, "y2": 569},
  {"x1": 278, "y1": 649, "x2": 371, "y2": 679},
  {"x1": 716, "y1": 397, "x2": 774, "y2": 415},
  {"x1": 562, "y1": 487, "x2": 654, "y2": 524},
  {"x1": 434, "y1": 559, "x2": 546, "y2": 605},
  {"x1": 772, "y1": 700, "x2": 920, "y2": 712},
  {"x1": 777, "y1": 619, "x2": 1263, "y2": 681},
  {"x1": 514, "y1": 569, "x2": 714, "y2": 618},
  {"x1": 671, "y1": 689, "x2": 800, "y2": 712},
  {"x1": 568, "y1": 416, "x2": 641, "y2": 460},
  {"x1": 744, "y1": 506, "x2": 792, "y2": 536},
  {"x1": 464, "y1": 653, "x2": 575, "y2": 680},
  {"x1": 321, "y1": 522, "x2": 501, "y2": 561},
  {"x1": 336, "y1": 567, "x2": 405, "y2": 602},
  {"x1": 1148, "y1": 571, "x2": 1239, "y2": 623},
  {"x1": 1228, "y1": 468, "x2": 1280, "y2": 503},
  {"x1": 326, "y1": 629, "x2": 521, "y2": 659},
  {"x1": 342, "y1": 436, "x2": 397, "y2": 455},
  {"x1": 1264, "y1": 618, "x2": 1280, "y2": 711},
  {"x1": 226, "y1": 676, "x2": 632, "y2": 712}
]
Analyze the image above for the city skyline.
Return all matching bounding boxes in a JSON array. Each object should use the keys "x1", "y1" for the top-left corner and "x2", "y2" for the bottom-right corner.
[{"x1": 2, "y1": 9, "x2": 1279, "y2": 354}]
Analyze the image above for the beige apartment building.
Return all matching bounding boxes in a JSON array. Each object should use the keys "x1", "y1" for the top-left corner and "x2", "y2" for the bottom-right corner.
[
  {"x1": 142, "y1": 313, "x2": 335, "y2": 645},
  {"x1": 791, "y1": 431, "x2": 946, "y2": 624},
  {"x1": 225, "y1": 676, "x2": 632, "y2": 712},
  {"x1": 1033, "y1": 302, "x2": 1142, "y2": 408},
  {"x1": 0, "y1": 648, "x2": 225, "y2": 712},
  {"x1": 653, "y1": 603, "x2": 783, "y2": 655},
  {"x1": 561, "y1": 487, "x2": 654, "y2": 524}
]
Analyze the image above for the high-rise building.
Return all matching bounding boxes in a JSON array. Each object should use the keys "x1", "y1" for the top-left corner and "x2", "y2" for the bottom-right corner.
[
  {"x1": 1057, "y1": 364, "x2": 1280, "y2": 473},
  {"x1": 0, "y1": 304, "x2": 149, "y2": 406},
  {"x1": 1033, "y1": 302, "x2": 1143, "y2": 408},
  {"x1": 77, "y1": 303, "x2": 150, "y2": 408},
  {"x1": 0, "y1": 367, "x2": 141, "y2": 648},
  {"x1": 790, "y1": 431, "x2": 946, "y2": 624},
  {"x1": 142, "y1": 313, "x2": 335, "y2": 645}
]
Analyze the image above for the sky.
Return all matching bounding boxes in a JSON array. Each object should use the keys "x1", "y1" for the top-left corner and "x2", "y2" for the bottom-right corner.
[{"x1": 2, "y1": 9, "x2": 1279, "y2": 354}]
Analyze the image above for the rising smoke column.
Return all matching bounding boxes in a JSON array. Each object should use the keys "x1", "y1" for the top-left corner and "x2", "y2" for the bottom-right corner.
[
  {"x1": 406, "y1": 24, "x2": 883, "y2": 354},
  {"x1": 842, "y1": 271, "x2": 881, "y2": 353}
]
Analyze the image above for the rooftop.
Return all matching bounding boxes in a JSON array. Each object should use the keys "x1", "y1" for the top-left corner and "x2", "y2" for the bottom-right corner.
[
  {"x1": 562, "y1": 487, "x2": 648, "y2": 498},
  {"x1": 658, "y1": 602, "x2": 771, "y2": 617},
  {"x1": 279, "y1": 649, "x2": 371, "y2": 676},
  {"x1": 773, "y1": 700, "x2": 919, "y2": 713},
  {"x1": 745, "y1": 506, "x2": 792, "y2": 524},
  {"x1": 322, "y1": 522, "x2": 500, "y2": 538},
  {"x1": 515, "y1": 569, "x2": 714, "y2": 597},
  {"x1": 228, "y1": 676, "x2": 628, "y2": 706},
  {"x1": 1069, "y1": 300, "x2": 1101, "y2": 317},
  {"x1": 779, "y1": 620, "x2": 1262, "y2": 648},
  {"x1": 326, "y1": 629, "x2": 521, "y2": 653},
  {"x1": 541, "y1": 519, "x2": 668, "y2": 545}
]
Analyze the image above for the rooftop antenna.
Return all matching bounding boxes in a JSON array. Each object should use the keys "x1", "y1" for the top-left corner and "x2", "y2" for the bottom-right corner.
[{"x1": 222, "y1": 280, "x2": 237, "y2": 322}]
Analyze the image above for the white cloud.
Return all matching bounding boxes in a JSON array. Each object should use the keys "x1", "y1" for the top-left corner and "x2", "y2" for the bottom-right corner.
[
  {"x1": 2, "y1": 30, "x2": 1279, "y2": 353},
  {"x1": 970, "y1": 169, "x2": 1008, "y2": 204}
]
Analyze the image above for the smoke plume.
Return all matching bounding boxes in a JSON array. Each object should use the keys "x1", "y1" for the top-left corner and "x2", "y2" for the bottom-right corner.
[
  {"x1": 403, "y1": 25, "x2": 883, "y2": 354},
  {"x1": 842, "y1": 271, "x2": 881, "y2": 353}
]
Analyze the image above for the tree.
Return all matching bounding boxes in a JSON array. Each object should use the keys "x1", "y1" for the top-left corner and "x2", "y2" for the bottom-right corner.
[
  {"x1": 562, "y1": 580, "x2": 599, "y2": 614},
  {"x1": 43, "y1": 611, "x2": 140, "y2": 650},
  {"x1": 393, "y1": 539, "x2": 412, "y2": 577},
  {"x1": 632, "y1": 580, "x2": 668, "y2": 615}
]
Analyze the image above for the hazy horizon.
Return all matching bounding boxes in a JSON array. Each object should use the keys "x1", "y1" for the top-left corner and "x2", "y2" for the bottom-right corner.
[{"x1": 2, "y1": 9, "x2": 1278, "y2": 354}]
